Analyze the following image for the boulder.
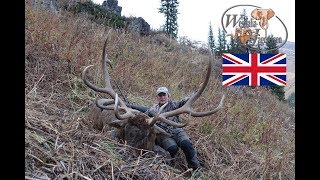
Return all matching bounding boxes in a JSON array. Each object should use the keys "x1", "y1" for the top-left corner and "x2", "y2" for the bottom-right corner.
[
  {"x1": 102, "y1": 0, "x2": 122, "y2": 15},
  {"x1": 127, "y1": 17, "x2": 151, "y2": 36}
]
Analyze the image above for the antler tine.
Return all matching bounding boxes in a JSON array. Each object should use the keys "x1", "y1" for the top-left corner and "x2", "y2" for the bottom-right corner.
[
  {"x1": 114, "y1": 93, "x2": 135, "y2": 120},
  {"x1": 82, "y1": 29, "x2": 117, "y2": 100},
  {"x1": 96, "y1": 98, "x2": 115, "y2": 110},
  {"x1": 157, "y1": 50, "x2": 225, "y2": 120},
  {"x1": 82, "y1": 65, "x2": 115, "y2": 96},
  {"x1": 82, "y1": 29, "x2": 135, "y2": 118},
  {"x1": 148, "y1": 102, "x2": 189, "y2": 128},
  {"x1": 102, "y1": 29, "x2": 114, "y2": 88},
  {"x1": 154, "y1": 124, "x2": 171, "y2": 136},
  {"x1": 190, "y1": 94, "x2": 225, "y2": 117}
]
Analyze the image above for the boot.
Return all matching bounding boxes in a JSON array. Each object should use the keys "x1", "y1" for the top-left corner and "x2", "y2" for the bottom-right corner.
[{"x1": 187, "y1": 154, "x2": 200, "y2": 170}]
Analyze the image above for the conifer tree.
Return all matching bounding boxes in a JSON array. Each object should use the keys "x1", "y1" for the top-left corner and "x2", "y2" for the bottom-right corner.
[
  {"x1": 228, "y1": 36, "x2": 237, "y2": 53},
  {"x1": 159, "y1": 0, "x2": 179, "y2": 39},
  {"x1": 208, "y1": 22, "x2": 215, "y2": 51},
  {"x1": 222, "y1": 29, "x2": 227, "y2": 52},
  {"x1": 217, "y1": 27, "x2": 227, "y2": 55}
]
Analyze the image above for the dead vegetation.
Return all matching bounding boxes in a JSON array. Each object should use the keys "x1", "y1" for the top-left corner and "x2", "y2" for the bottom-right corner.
[{"x1": 25, "y1": 3, "x2": 295, "y2": 179}]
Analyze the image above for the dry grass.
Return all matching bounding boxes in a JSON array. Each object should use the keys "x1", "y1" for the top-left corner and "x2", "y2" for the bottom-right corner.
[{"x1": 25, "y1": 3, "x2": 295, "y2": 179}]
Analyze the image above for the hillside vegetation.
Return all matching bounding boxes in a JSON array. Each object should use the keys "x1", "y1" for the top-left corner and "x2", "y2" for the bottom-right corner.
[{"x1": 25, "y1": 3, "x2": 295, "y2": 179}]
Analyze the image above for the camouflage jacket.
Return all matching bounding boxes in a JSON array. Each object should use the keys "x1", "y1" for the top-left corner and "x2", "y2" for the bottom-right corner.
[{"x1": 145, "y1": 95, "x2": 192, "y2": 134}]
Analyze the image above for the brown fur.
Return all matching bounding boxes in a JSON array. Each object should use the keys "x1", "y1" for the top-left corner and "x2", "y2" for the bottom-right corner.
[
  {"x1": 87, "y1": 103, "x2": 123, "y2": 132},
  {"x1": 87, "y1": 103, "x2": 158, "y2": 150},
  {"x1": 125, "y1": 113, "x2": 157, "y2": 150}
]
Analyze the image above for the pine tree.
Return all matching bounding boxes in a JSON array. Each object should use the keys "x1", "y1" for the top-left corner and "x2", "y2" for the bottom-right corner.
[
  {"x1": 208, "y1": 22, "x2": 215, "y2": 52},
  {"x1": 228, "y1": 36, "x2": 237, "y2": 53},
  {"x1": 222, "y1": 30, "x2": 227, "y2": 52},
  {"x1": 217, "y1": 27, "x2": 227, "y2": 55},
  {"x1": 159, "y1": 0, "x2": 179, "y2": 39}
]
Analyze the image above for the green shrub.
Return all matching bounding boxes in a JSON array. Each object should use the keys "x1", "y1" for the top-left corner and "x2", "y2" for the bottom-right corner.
[
  {"x1": 65, "y1": 1, "x2": 126, "y2": 29},
  {"x1": 199, "y1": 121, "x2": 215, "y2": 135},
  {"x1": 266, "y1": 86, "x2": 285, "y2": 101}
]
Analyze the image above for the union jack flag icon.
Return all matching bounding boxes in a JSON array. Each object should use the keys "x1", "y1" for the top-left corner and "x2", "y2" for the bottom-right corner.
[{"x1": 222, "y1": 53, "x2": 286, "y2": 86}]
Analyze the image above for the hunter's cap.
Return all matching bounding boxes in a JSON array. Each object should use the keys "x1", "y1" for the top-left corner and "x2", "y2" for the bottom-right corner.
[{"x1": 156, "y1": 87, "x2": 169, "y2": 95}]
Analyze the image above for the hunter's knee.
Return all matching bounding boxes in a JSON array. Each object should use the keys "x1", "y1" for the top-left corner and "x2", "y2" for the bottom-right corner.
[
  {"x1": 180, "y1": 140, "x2": 196, "y2": 158},
  {"x1": 167, "y1": 145, "x2": 178, "y2": 157}
]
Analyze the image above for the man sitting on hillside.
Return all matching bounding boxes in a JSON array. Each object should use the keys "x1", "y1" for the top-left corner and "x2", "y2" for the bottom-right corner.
[{"x1": 145, "y1": 86, "x2": 201, "y2": 172}]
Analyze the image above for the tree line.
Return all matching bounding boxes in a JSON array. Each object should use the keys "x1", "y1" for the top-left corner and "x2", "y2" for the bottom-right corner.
[{"x1": 207, "y1": 23, "x2": 280, "y2": 55}]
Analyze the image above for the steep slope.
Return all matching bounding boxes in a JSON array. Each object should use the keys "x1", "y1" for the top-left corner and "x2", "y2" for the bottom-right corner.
[{"x1": 25, "y1": 4, "x2": 295, "y2": 179}]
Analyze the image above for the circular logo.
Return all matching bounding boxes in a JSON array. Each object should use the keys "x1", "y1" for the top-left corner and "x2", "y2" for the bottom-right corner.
[{"x1": 221, "y1": 4, "x2": 288, "y2": 52}]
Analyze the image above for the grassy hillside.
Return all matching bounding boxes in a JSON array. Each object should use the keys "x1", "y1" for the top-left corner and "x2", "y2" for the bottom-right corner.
[{"x1": 25, "y1": 3, "x2": 295, "y2": 179}]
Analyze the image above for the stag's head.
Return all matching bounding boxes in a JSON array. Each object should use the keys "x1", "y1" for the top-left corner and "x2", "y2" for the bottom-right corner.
[{"x1": 82, "y1": 29, "x2": 225, "y2": 151}]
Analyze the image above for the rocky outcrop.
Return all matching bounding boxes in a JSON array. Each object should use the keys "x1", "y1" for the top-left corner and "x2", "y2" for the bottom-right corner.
[
  {"x1": 32, "y1": 0, "x2": 57, "y2": 12},
  {"x1": 102, "y1": 0, "x2": 122, "y2": 15},
  {"x1": 127, "y1": 17, "x2": 151, "y2": 36}
]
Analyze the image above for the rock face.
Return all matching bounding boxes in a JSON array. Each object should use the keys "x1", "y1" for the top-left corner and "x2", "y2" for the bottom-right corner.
[
  {"x1": 32, "y1": 0, "x2": 57, "y2": 12},
  {"x1": 127, "y1": 17, "x2": 151, "y2": 36},
  {"x1": 102, "y1": 0, "x2": 122, "y2": 15}
]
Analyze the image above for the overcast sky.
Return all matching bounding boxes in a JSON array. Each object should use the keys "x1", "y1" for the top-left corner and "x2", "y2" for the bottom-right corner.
[{"x1": 92, "y1": 0, "x2": 295, "y2": 44}]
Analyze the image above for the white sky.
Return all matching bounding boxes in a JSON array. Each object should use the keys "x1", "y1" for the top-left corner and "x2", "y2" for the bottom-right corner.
[{"x1": 92, "y1": 0, "x2": 295, "y2": 44}]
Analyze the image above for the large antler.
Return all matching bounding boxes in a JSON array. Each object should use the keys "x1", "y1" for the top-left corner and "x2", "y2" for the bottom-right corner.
[
  {"x1": 82, "y1": 29, "x2": 139, "y2": 120},
  {"x1": 149, "y1": 50, "x2": 225, "y2": 126}
]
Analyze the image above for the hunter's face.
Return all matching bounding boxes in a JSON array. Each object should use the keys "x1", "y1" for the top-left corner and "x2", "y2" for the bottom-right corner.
[{"x1": 157, "y1": 92, "x2": 169, "y2": 105}]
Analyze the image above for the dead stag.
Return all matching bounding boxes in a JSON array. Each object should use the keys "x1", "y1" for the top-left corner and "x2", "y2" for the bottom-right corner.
[{"x1": 82, "y1": 30, "x2": 225, "y2": 154}]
